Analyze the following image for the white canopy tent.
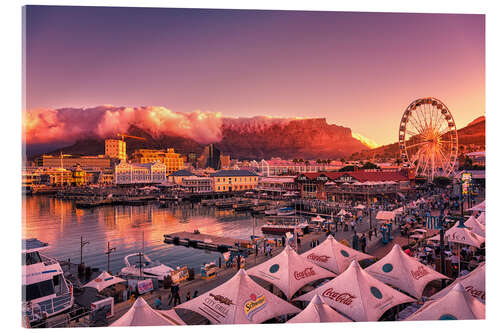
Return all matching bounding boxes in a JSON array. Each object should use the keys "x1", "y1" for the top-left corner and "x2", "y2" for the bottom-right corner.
[
  {"x1": 428, "y1": 222, "x2": 485, "y2": 248},
  {"x1": 247, "y1": 245, "x2": 335, "y2": 299},
  {"x1": 376, "y1": 211, "x2": 396, "y2": 221},
  {"x1": 301, "y1": 235, "x2": 373, "y2": 274},
  {"x1": 476, "y1": 212, "x2": 485, "y2": 225},
  {"x1": 295, "y1": 261, "x2": 414, "y2": 322},
  {"x1": 365, "y1": 244, "x2": 449, "y2": 299},
  {"x1": 311, "y1": 215, "x2": 325, "y2": 223},
  {"x1": 467, "y1": 200, "x2": 486, "y2": 212},
  {"x1": 353, "y1": 204, "x2": 366, "y2": 210},
  {"x1": 111, "y1": 297, "x2": 186, "y2": 326},
  {"x1": 430, "y1": 262, "x2": 485, "y2": 304},
  {"x1": 392, "y1": 207, "x2": 404, "y2": 215},
  {"x1": 464, "y1": 216, "x2": 485, "y2": 237},
  {"x1": 82, "y1": 271, "x2": 126, "y2": 292},
  {"x1": 176, "y1": 269, "x2": 300, "y2": 324},
  {"x1": 287, "y1": 295, "x2": 351, "y2": 323},
  {"x1": 405, "y1": 283, "x2": 485, "y2": 321}
]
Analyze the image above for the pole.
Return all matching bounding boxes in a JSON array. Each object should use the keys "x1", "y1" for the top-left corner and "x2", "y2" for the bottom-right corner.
[
  {"x1": 106, "y1": 241, "x2": 116, "y2": 274},
  {"x1": 80, "y1": 236, "x2": 89, "y2": 265},
  {"x1": 439, "y1": 216, "x2": 446, "y2": 289}
]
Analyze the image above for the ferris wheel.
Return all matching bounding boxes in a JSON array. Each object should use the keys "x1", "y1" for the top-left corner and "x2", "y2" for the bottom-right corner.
[{"x1": 399, "y1": 97, "x2": 458, "y2": 180}]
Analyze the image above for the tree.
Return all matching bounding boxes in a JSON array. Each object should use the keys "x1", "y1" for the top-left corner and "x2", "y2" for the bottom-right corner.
[
  {"x1": 339, "y1": 165, "x2": 356, "y2": 172},
  {"x1": 316, "y1": 159, "x2": 322, "y2": 164},
  {"x1": 361, "y1": 162, "x2": 379, "y2": 170},
  {"x1": 433, "y1": 176, "x2": 452, "y2": 188},
  {"x1": 292, "y1": 159, "x2": 298, "y2": 164},
  {"x1": 340, "y1": 158, "x2": 345, "y2": 163}
]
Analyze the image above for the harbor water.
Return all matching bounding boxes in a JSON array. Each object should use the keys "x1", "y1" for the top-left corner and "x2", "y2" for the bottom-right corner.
[{"x1": 22, "y1": 196, "x2": 269, "y2": 274}]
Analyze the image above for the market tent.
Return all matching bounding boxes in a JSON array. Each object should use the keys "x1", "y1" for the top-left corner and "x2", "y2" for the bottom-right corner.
[
  {"x1": 476, "y1": 212, "x2": 485, "y2": 225},
  {"x1": 405, "y1": 283, "x2": 485, "y2": 321},
  {"x1": 428, "y1": 221, "x2": 485, "y2": 248},
  {"x1": 247, "y1": 245, "x2": 335, "y2": 299},
  {"x1": 464, "y1": 216, "x2": 485, "y2": 237},
  {"x1": 445, "y1": 221, "x2": 485, "y2": 248},
  {"x1": 295, "y1": 261, "x2": 414, "y2": 322},
  {"x1": 337, "y1": 209, "x2": 349, "y2": 216},
  {"x1": 467, "y1": 200, "x2": 486, "y2": 212},
  {"x1": 311, "y1": 215, "x2": 325, "y2": 223},
  {"x1": 82, "y1": 271, "x2": 126, "y2": 292},
  {"x1": 301, "y1": 235, "x2": 373, "y2": 274},
  {"x1": 430, "y1": 262, "x2": 485, "y2": 304},
  {"x1": 365, "y1": 244, "x2": 448, "y2": 299},
  {"x1": 111, "y1": 297, "x2": 185, "y2": 326},
  {"x1": 353, "y1": 204, "x2": 366, "y2": 210},
  {"x1": 376, "y1": 211, "x2": 395, "y2": 221},
  {"x1": 156, "y1": 309, "x2": 188, "y2": 325},
  {"x1": 176, "y1": 269, "x2": 300, "y2": 324},
  {"x1": 287, "y1": 295, "x2": 351, "y2": 323}
]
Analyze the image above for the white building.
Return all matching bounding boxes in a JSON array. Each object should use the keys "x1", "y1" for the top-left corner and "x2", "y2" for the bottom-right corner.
[
  {"x1": 114, "y1": 161, "x2": 166, "y2": 184},
  {"x1": 181, "y1": 176, "x2": 213, "y2": 193},
  {"x1": 259, "y1": 158, "x2": 343, "y2": 177}
]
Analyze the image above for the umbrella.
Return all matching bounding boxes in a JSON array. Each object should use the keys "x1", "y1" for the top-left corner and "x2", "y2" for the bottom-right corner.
[
  {"x1": 365, "y1": 244, "x2": 449, "y2": 299},
  {"x1": 176, "y1": 269, "x2": 300, "y2": 324},
  {"x1": 247, "y1": 245, "x2": 335, "y2": 299},
  {"x1": 301, "y1": 235, "x2": 373, "y2": 274},
  {"x1": 337, "y1": 209, "x2": 348, "y2": 216},
  {"x1": 111, "y1": 297, "x2": 185, "y2": 326},
  {"x1": 467, "y1": 200, "x2": 485, "y2": 212},
  {"x1": 82, "y1": 271, "x2": 126, "y2": 292},
  {"x1": 294, "y1": 261, "x2": 414, "y2": 322},
  {"x1": 446, "y1": 221, "x2": 485, "y2": 248},
  {"x1": 430, "y1": 262, "x2": 484, "y2": 303},
  {"x1": 476, "y1": 212, "x2": 485, "y2": 225},
  {"x1": 353, "y1": 204, "x2": 366, "y2": 210},
  {"x1": 287, "y1": 295, "x2": 351, "y2": 323},
  {"x1": 405, "y1": 283, "x2": 485, "y2": 321}
]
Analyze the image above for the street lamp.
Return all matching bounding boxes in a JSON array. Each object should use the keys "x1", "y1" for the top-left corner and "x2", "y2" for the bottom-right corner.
[{"x1": 105, "y1": 241, "x2": 116, "y2": 274}]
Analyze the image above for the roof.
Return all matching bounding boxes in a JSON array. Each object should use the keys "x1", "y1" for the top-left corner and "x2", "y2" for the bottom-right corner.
[
  {"x1": 297, "y1": 170, "x2": 411, "y2": 182},
  {"x1": 170, "y1": 169, "x2": 194, "y2": 177},
  {"x1": 211, "y1": 169, "x2": 258, "y2": 177}
]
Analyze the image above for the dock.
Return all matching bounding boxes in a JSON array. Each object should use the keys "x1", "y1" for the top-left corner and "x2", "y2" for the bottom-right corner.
[{"x1": 164, "y1": 232, "x2": 254, "y2": 252}]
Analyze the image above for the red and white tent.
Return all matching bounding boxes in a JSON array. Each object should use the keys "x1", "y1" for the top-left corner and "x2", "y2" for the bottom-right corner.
[
  {"x1": 430, "y1": 262, "x2": 485, "y2": 304},
  {"x1": 405, "y1": 283, "x2": 485, "y2": 321},
  {"x1": 111, "y1": 297, "x2": 186, "y2": 326},
  {"x1": 467, "y1": 200, "x2": 485, "y2": 212},
  {"x1": 301, "y1": 235, "x2": 373, "y2": 274},
  {"x1": 464, "y1": 215, "x2": 485, "y2": 237},
  {"x1": 247, "y1": 245, "x2": 335, "y2": 299},
  {"x1": 365, "y1": 244, "x2": 448, "y2": 299},
  {"x1": 82, "y1": 271, "x2": 126, "y2": 292},
  {"x1": 295, "y1": 261, "x2": 414, "y2": 322},
  {"x1": 287, "y1": 295, "x2": 351, "y2": 323},
  {"x1": 175, "y1": 269, "x2": 300, "y2": 325}
]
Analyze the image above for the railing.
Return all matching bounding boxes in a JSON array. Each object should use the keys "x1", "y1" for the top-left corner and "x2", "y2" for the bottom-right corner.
[{"x1": 40, "y1": 253, "x2": 59, "y2": 266}]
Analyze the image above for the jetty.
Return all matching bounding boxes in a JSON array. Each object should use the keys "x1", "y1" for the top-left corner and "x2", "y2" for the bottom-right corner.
[{"x1": 164, "y1": 231, "x2": 254, "y2": 252}]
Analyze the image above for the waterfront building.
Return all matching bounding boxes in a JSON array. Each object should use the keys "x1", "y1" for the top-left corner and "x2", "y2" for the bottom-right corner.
[
  {"x1": 211, "y1": 169, "x2": 259, "y2": 192},
  {"x1": 257, "y1": 176, "x2": 298, "y2": 196},
  {"x1": 295, "y1": 169, "x2": 415, "y2": 201},
  {"x1": 168, "y1": 169, "x2": 195, "y2": 185},
  {"x1": 105, "y1": 139, "x2": 127, "y2": 160},
  {"x1": 181, "y1": 176, "x2": 213, "y2": 193},
  {"x1": 220, "y1": 154, "x2": 231, "y2": 169},
  {"x1": 259, "y1": 158, "x2": 343, "y2": 176},
  {"x1": 38, "y1": 155, "x2": 114, "y2": 169},
  {"x1": 129, "y1": 148, "x2": 184, "y2": 175},
  {"x1": 465, "y1": 151, "x2": 485, "y2": 167},
  {"x1": 114, "y1": 160, "x2": 167, "y2": 184}
]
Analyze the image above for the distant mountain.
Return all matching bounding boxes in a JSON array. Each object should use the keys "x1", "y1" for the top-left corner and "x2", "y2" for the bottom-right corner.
[
  {"x1": 350, "y1": 116, "x2": 485, "y2": 160},
  {"x1": 33, "y1": 118, "x2": 370, "y2": 160}
]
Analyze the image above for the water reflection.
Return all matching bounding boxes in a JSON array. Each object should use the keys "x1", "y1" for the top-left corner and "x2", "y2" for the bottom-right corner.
[{"x1": 22, "y1": 196, "x2": 266, "y2": 273}]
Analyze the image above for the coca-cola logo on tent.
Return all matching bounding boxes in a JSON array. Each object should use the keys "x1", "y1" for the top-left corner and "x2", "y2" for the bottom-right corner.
[
  {"x1": 410, "y1": 266, "x2": 429, "y2": 280},
  {"x1": 307, "y1": 253, "x2": 330, "y2": 263},
  {"x1": 322, "y1": 288, "x2": 356, "y2": 305},
  {"x1": 209, "y1": 293, "x2": 234, "y2": 305},
  {"x1": 294, "y1": 267, "x2": 316, "y2": 280},
  {"x1": 465, "y1": 285, "x2": 485, "y2": 301}
]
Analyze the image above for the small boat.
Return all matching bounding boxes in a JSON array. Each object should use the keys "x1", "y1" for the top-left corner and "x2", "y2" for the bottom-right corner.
[
  {"x1": 120, "y1": 253, "x2": 174, "y2": 280},
  {"x1": 277, "y1": 207, "x2": 295, "y2": 216},
  {"x1": 22, "y1": 238, "x2": 74, "y2": 327}
]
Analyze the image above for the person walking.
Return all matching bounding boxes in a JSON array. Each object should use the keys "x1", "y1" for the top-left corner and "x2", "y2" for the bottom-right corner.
[
  {"x1": 185, "y1": 290, "x2": 191, "y2": 302},
  {"x1": 169, "y1": 284, "x2": 181, "y2": 306},
  {"x1": 360, "y1": 234, "x2": 367, "y2": 253},
  {"x1": 154, "y1": 296, "x2": 163, "y2": 310},
  {"x1": 368, "y1": 229, "x2": 373, "y2": 241}
]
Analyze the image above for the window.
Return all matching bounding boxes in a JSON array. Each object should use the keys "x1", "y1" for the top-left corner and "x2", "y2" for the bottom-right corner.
[
  {"x1": 22, "y1": 252, "x2": 42, "y2": 266},
  {"x1": 22, "y1": 280, "x2": 55, "y2": 302}
]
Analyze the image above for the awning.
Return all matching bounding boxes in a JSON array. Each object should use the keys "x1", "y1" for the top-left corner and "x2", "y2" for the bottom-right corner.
[
  {"x1": 287, "y1": 295, "x2": 351, "y2": 323},
  {"x1": 83, "y1": 271, "x2": 126, "y2": 292},
  {"x1": 111, "y1": 297, "x2": 186, "y2": 326}
]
